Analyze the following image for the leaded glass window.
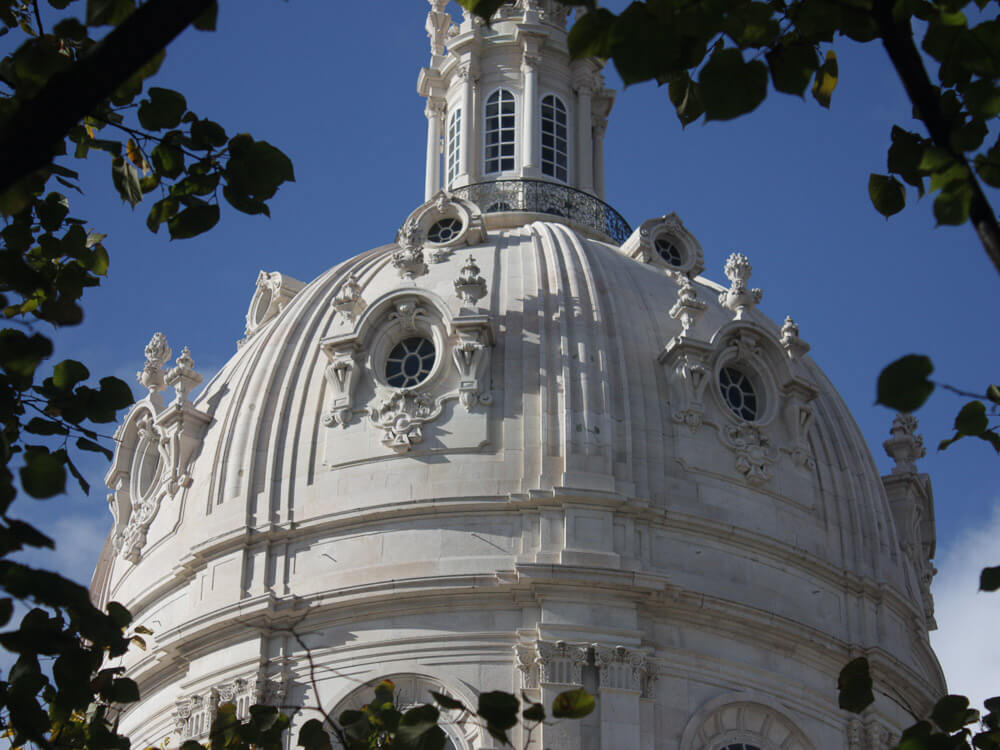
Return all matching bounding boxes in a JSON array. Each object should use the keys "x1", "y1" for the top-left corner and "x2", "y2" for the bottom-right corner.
[
  {"x1": 385, "y1": 337, "x2": 436, "y2": 388},
  {"x1": 485, "y1": 89, "x2": 516, "y2": 173},
  {"x1": 719, "y1": 366, "x2": 758, "y2": 421},
  {"x1": 447, "y1": 108, "x2": 461, "y2": 186},
  {"x1": 541, "y1": 94, "x2": 568, "y2": 182}
]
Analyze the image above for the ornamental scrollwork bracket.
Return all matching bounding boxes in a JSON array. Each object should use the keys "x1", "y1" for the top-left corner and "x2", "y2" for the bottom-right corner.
[
  {"x1": 320, "y1": 338, "x2": 362, "y2": 428},
  {"x1": 451, "y1": 315, "x2": 494, "y2": 410},
  {"x1": 658, "y1": 335, "x2": 714, "y2": 433}
]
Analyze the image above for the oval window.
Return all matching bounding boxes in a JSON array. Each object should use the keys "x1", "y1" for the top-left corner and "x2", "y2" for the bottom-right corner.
[
  {"x1": 719, "y1": 366, "x2": 759, "y2": 421},
  {"x1": 385, "y1": 336, "x2": 436, "y2": 388}
]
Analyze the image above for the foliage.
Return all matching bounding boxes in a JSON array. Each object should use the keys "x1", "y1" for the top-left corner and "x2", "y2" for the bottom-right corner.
[
  {"x1": 0, "y1": 1, "x2": 293, "y2": 749},
  {"x1": 838, "y1": 658, "x2": 1000, "y2": 750},
  {"x1": 460, "y1": 0, "x2": 1000, "y2": 273}
]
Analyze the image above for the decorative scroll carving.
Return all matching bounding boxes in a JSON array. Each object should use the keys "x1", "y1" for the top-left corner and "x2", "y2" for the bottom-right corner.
[
  {"x1": 515, "y1": 643, "x2": 538, "y2": 689},
  {"x1": 535, "y1": 640, "x2": 588, "y2": 686},
  {"x1": 668, "y1": 275, "x2": 707, "y2": 335},
  {"x1": 332, "y1": 273, "x2": 365, "y2": 322},
  {"x1": 452, "y1": 316, "x2": 494, "y2": 409},
  {"x1": 369, "y1": 389, "x2": 443, "y2": 452},
  {"x1": 781, "y1": 382, "x2": 816, "y2": 470},
  {"x1": 780, "y1": 315, "x2": 810, "y2": 360},
  {"x1": 721, "y1": 422, "x2": 776, "y2": 485},
  {"x1": 658, "y1": 336, "x2": 714, "y2": 433},
  {"x1": 718, "y1": 253, "x2": 762, "y2": 319},
  {"x1": 593, "y1": 645, "x2": 654, "y2": 696},
  {"x1": 321, "y1": 341, "x2": 361, "y2": 428},
  {"x1": 244, "y1": 271, "x2": 305, "y2": 341}
]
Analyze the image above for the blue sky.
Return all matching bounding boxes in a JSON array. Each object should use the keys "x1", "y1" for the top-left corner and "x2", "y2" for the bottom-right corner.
[{"x1": 9, "y1": 0, "x2": 998, "y2": 707}]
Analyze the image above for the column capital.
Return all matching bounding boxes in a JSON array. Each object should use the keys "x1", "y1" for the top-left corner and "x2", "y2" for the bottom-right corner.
[{"x1": 424, "y1": 97, "x2": 446, "y2": 119}]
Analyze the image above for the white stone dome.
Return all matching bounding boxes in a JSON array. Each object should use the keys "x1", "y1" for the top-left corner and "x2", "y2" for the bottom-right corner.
[
  {"x1": 92, "y1": 3, "x2": 945, "y2": 747},
  {"x1": 93, "y1": 198, "x2": 943, "y2": 750}
]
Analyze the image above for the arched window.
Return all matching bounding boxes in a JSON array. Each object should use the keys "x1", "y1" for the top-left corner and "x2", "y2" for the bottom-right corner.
[
  {"x1": 485, "y1": 89, "x2": 516, "y2": 173},
  {"x1": 540, "y1": 94, "x2": 568, "y2": 182},
  {"x1": 446, "y1": 108, "x2": 461, "y2": 186}
]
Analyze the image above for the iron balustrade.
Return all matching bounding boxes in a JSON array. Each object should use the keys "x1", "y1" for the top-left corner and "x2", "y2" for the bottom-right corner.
[{"x1": 451, "y1": 179, "x2": 632, "y2": 245}]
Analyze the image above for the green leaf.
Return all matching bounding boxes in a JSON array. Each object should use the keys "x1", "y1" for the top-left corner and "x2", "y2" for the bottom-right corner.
[
  {"x1": 455, "y1": 0, "x2": 507, "y2": 21},
  {"x1": 981, "y1": 566, "x2": 1000, "y2": 591},
  {"x1": 934, "y1": 178, "x2": 973, "y2": 225},
  {"x1": 193, "y1": 1, "x2": 218, "y2": 30},
  {"x1": 152, "y1": 144, "x2": 184, "y2": 179},
  {"x1": 396, "y1": 704, "x2": 442, "y2": 748},
  {"x1": 811, "y1": 49, "x2": 838, "y2": 107},
  {"x1": 111, "y1": 157, "x2": 142, "y2": 207},
  {"x1": 931, "y1": 695, "x2": 978, "y2": 733},
  {"x1": 0, "y1": 598, "x2": 12, "y2": 627},
  {"x1": 837, "y1": 657, "x2": 875, "y2": 714},
  {"x1": 297, "y1": 719, "x2": 331, "y2": 750},
  {"x1": 699, "y1": 48, "x2": 769, "y2": 121},
  {"x1": 876, "y1": 355, "x2": 935, "y2": 412},
  {"x1": 37, "y1": 192, "x2": 69, "y2": 231},
  {"x1": 191, "y1": 118, "x2": 228, "y2": 149},
  {"x1": 168, "y1": 204, "x2": 220, "y2": 240},
  {"x1": 552, "y1": 688, "x2": 596, "y2": 718},
  {"x1": 0, "y1": 330, "x2": 53, "y2": 384},
  {"x1": 147, "y1": 197, "x2": 180, "y2": 233},
  {"x1": 223, "y1": 185, "x2": 269, "y2": 216},
  {"x1": 86, "y1": 0, "x2": 133, "y2": 26},
  {"x1": 667, "y1": 72, "x2": 704, "y2": 127},
  {"x1": 137, "y1": 87, "x2": 187, "y2": 131},
  {"x1": 954, "y1": 400, "x2": 989, "y2": 435},
  {"x1": 20, "y1": 446, "x2": 66, "y2": 499},
  {"x1": 766, "y1": 40, "x2": 819, "y2": 96},
  {"x1": 888, "y1": 126, "x2": 927, "y2": 194},
  {"x1": 24, "y1": 417, "x2": 68, "y2": 436},
  {"x1": 868, "y1": 174, "x2": 906, "y2": 218},
  {"x1": 108, "y1": 678, "x2": 140, "y2": 703},
  {"x1": 430, "y1": 691, "x2": 465, "y2": 711},
  {"x1": 522, "y1": 702, "x2": 546, "y2": 722},
  {"x1": 225, "y1": 136, "x2": 296, "y2": 200},
  {"x1": 567, "y1": 7, "x2": 615, "y2": 59},
  {"x1": 477, "y1": 690, "x2": 519, "y2": 731},
  {"x1": 77, "y1": 437, "x2": 113, "y2": 460},
  {"x1": 987, "y1": 384, "x2": 1000, "y2": 404},
  {"x1": 52, "y1": 359, "x2": 89, "y2": 391}
]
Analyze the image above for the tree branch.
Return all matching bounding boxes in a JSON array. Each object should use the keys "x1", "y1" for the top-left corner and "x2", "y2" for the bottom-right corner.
[
  {"x1": 872, "y1": 0, "x2": 1000, "y2": 277},
  {"x1": 0, "y1": 0, "x2": 214, "y2": 197}
]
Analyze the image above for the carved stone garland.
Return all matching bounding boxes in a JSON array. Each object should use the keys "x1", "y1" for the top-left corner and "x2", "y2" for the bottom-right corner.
[{"x1": 369, "y1": 389, "x2": 443, "y2": 451}]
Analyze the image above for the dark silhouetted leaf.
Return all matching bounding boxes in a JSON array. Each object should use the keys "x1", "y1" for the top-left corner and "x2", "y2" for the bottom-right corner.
[
  {"x1": 876, "y1": 355, "x2": 934, "y2": 412},
  {"x1": 869, "y1": 173, "x2": 906, "y2": 218},
  {"x1": 981, "y1": 566, "x2": 1000, "y2": 591},
  {"x1": 700, "y1": 49, "x2": 768, "y2": 121},
  {"x1": 838, "y1": 657, "x2": 874, "y2": 713}
]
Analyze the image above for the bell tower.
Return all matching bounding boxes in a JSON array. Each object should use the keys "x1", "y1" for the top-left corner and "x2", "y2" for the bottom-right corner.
[{"x1": 418, "y1": 0, "x2": 615, "y2": 201}]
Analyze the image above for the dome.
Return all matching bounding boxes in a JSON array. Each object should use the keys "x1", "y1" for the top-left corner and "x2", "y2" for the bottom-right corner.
[{"x1": 92, "y1": 4, "x2": 944, "y2": 749}]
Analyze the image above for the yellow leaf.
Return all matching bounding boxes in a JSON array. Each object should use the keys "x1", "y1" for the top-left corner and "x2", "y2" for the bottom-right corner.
[
  {"x1": 130, "y1": 635, "x2": 147, "y2": 651},
  {"x1": 85, "y1": 124, "x2": 96, "y2": 139},
  {"x1": 811, "y1": 49, "x2": 838, "y2": 108},
  {"x1": 126, "y1": 139, "x2": 144, "y2": 171}
]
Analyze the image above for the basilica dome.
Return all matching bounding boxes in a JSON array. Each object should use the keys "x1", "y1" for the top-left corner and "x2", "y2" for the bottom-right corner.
[{"x1": 92, "y1": 3, "x2": 944, "y2": 749}]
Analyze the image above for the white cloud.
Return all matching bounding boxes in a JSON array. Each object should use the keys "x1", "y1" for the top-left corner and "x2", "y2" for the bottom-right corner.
[{"x1": 930, "y1": 504, "x2": 1000, "y2": 710}]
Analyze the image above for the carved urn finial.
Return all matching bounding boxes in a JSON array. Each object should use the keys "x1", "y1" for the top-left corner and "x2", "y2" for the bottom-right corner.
[
  {"x1": 332, "y1": 273, "x2": 365, "y2": 321},
  {"x1": 883, "y1": 413, "x2": 926, "y2": 474},
  {"x1": 718, "y1": 252, "x2": 763, "y2": 319},
  {"x1": 392, "y1": 219, "x2": 427, "y2": 280},
  {"x1": 668, "y1": 274, "x2": 706, "y2": 335},
  {"x1": 165, "y1": 346, "x2": 203, "y2": 405},
  {"x1": 780, "y1": 315, "x2": 811, "y2": 360},
  {"x1": 454, "y1": 256, "x2": 488, "y2": 306},
  {"x1": 137, "y1": 332, "x2": 171, "y2": 405}
]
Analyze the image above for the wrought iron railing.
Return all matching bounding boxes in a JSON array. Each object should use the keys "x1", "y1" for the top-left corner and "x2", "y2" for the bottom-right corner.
[{"x1": 451, "y1": 179, "x2": 632, "y2": 245}]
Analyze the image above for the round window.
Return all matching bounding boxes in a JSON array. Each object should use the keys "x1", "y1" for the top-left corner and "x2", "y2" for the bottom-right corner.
[
  {"x1": 385, "y1": 336, "x2": 436, "y2": 388},
  {"x1": 654, "y1": 236, "x2": 684, "y2": 267},
  {"x1": 719, "y1": 366, "x2": 759, "y2": 421},
  {"x1": 250, "y1": 286, "x2": 273, "y2": 327},
  {"x1": 427, "y1": 217, "x2": 463, "y2": 244}
]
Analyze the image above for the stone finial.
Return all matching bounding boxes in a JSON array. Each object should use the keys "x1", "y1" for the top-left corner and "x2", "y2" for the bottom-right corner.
[
  {"x1": 426, "y1": 0, "x2": 451, "y2": 57},
  {"x1": 332, "y1": 273, "x2": 365, "y2": 321},
  {"x1": 883, "y1": 413, "x2": 926, "y2": 474},
  {"x1": 668, "y1": 274, "x2": 707, "y2": 335},
  {"x1": 454, "y1": 256, "x2": 488, "y2": 306},
  {"x1": 165, "y1": 346, "x2": 203, "y2": 405},
  {"x1": 718, "y1": 252, "x2": 762, "y2": 319},
  {"x1": 137, "y1": 332, "x2": 171, "y2": 403},
  {"x1": 780, "y1": 315, "x2": 811, "y2": 360}
]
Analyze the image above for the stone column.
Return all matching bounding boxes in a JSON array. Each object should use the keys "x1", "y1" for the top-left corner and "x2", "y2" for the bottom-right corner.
[
  {"x1": 593, "y1": 116, "x2": 607, "y2": 200},
  {"x1": 594, "y1": 645, "x2": 652, "y2": 750},
  {"x1": 424, "y1": 97, "x2": 445, "y2": 200},
  {"x1": 575, "y1": 81, "x2": 594, "y2": 193},
  {"x1": 457, "y1": 66, "x2": 476, "y2": 186},
  {"x1": 521, "y1": 46, "x2": 541, "y2": 177},
  {"x1": 535, "y1": 641, "x2": 589, "y2": 750}
]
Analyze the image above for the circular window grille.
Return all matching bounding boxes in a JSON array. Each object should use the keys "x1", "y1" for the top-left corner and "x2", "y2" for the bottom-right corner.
[
  {"x1": 719, "y1": 366, "x2": 759, "y2": 421},
  {"x1": 427, "y1": 217, "x2": 463, "y2": 244},
  {"x1": 385, "y1": 337, "x2": 436, "y2": 388},
  {"x1": 654, "y1": 236, "x2": 684, "y2": 267}
]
